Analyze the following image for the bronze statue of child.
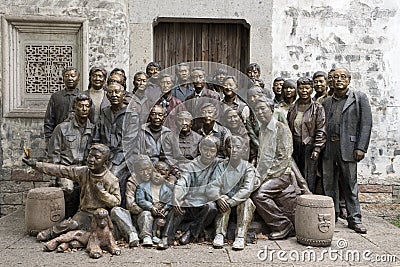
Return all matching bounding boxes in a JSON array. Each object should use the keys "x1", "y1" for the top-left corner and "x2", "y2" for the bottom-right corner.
[
  {"x1": 154, "y1": 161, "x2": 176, "y2": 187},
  {"x1": 22, "y1": 144, "x2": 121, "y2": 242},
  {"x1": 135, "y1": 161, "x2": 173, "y2": 247}
]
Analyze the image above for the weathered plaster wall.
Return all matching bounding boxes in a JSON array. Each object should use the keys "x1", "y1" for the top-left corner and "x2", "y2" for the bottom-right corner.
[
  {"x1": 271, "y1": 0, "x2": 400, "y2": 217},
  {"x1": 0, "y1": 0, "x2": 130, "y2": 216},
  {"x1": 1, "y1": 0, "x2": 399, "y2": 218}
]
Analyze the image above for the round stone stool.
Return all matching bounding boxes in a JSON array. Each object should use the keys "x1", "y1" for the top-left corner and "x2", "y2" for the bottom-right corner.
[
  {"x1": 295, "y1": 194, "x2": 335, "y2": 247},
  {"x1": 25, "y1": 187, "x2": 65, "y2": 236}
]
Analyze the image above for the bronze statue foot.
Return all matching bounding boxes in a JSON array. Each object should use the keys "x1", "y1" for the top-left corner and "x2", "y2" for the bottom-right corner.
[
  {"x1": 156, "y1": 237, "x2": 169, "y2": 250},
  {"x1": 37, "y1": 229, "x2": 53, "y2": 242},
  {"x1": 212, "y1": 233, "x2": 224, "y2": 249},
  {"x1": 232, "y1": 237, "x2": 245, "y2": 250},
  {"x1": 142, "y1": 236, "x2": 153, "y2": 247},
  {"x1": 70, "y1": 240, "x2": 84, "y2": 248},
  {"x1": 269, "y1": 224, "x2": 294, "y2": 240},
  {"x1": 128, "y1": 232, "x2": 139, "y2": 247},
  {"x1": 56, "y1": 242, "x2": 69, "y2": 253},
  {"x1": 348, "y1": 223, "x2": 367, "y2": 234},
  {"x1": 43, "y1": 241, "x2": 58, "y2": 252},
  {"x1": 179, "y1": 230, "x2": 192, "y2": 245},
  {"x1": 90, "y1": 252, "x2": 102, "y2": 259}
]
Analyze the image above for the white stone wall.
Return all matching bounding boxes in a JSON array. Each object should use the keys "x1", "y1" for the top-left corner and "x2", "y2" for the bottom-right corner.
[
  {"x1": 271, "y1": 0, "x2": 400, "y2": 178},
  {"x1": 271, "y1": 0, "x2": 400, "y2": 216}
]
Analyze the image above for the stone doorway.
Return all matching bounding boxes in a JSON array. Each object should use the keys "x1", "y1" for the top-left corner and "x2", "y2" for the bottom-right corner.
[{"x1": 153, "y1": 18, "x2": 250, "y2": 72}]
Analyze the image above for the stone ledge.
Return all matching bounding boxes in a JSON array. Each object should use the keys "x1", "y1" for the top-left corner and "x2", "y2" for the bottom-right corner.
[
  {"x1": 359, "y1": 192, "x2": 392, "y2": 204},
  {"x1": 11, "y1": 169, "x2": 43, "y2": 182},
  {"x1": 0, "y1": 192, "x2": 23, "y2": 205},
  {"x1": 361, "y1": 203, "x2": 400, "y2": 219},
  {"x1": 0, "y1": 181, "x2": 34, "y2": 193},
  {"x1": 359, "y1": 184, "x2": 392, "y2": 193}
]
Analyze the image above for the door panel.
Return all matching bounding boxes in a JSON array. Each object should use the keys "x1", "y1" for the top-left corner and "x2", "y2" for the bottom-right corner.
[{"x1": 154, "y1": 21, "x2": 250, "y2": 72}]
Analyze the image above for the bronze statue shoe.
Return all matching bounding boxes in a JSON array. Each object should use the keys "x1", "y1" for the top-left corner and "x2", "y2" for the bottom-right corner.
[
  {"x1": 56, "y1": 242, "x2": 69, "y2": 253},
  {"x1": 179, "y1": 230, "x2": 192, "y2": 245},
  {"x1": 269, "y1": 224, "x2": 294, "y2": 240},
  {"x1": 43, "y1": 240, "x2": 58, "y2": 251},
  {"x1": 348, "y1": 223, "x2": 367, "y2": 234},
  {"x1": 232, "y1": 237, "x2": 245, "y2": 250},
  {"x1": 37, "y1": 229, "x2": 53, "y2": 242},
  {"x1": 156, "y1": 237, "x2": 169, "y2": 250},
  {"x1": 142, "y1": 235, "x2": 153, "y2": 247}
]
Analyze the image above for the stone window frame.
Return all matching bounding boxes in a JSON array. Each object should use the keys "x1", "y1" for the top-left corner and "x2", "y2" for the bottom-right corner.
[{"x1": 1, "y1": 16, "x2": 89, "y2": 118}]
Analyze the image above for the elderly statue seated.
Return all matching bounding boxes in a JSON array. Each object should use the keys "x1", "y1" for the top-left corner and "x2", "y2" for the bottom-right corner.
[
  {"x1": 250, "y1": 96, "x2": 297, "y2": 240},
  {"x1": 208, "y1": 136, "x2": 260, "y2": 250},
  {"x1": 158, "y1": 136, "x2": 221, "y2": 249}
]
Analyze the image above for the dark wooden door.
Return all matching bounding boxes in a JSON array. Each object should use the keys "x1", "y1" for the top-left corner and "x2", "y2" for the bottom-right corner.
[{"x1": 153, "y1": 20, "x2": 250, "y2": 72}]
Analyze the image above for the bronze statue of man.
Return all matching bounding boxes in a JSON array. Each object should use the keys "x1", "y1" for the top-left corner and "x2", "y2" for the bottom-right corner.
[
  {"x1": 251, "y1": 96, "x2": 297, "y2": 240},
  {"x1": 174, "y1": 111, "x2": 202, "y2": 162},
  {"x1": 184, "y1": 67, "x2": 221, "y2": 131},
  {"x1": 94, "y1": 82, "x2": 139, "y2": 208},
  {"x1": 84, "y1": 66, "x2": 109, "y2": 124},
  {"x1": 44, "y1": 67, "x2": 80, "y2": 148},
  {"x1": 48, "y1": 93, "x2": 95, "y2": 218},
  {"x1": 171, "y1": 62, "x2": 194, "y2": 102},
  {"x1": 272, "y1": 77, "x2": 285, "y2": 107},
  {"x1": 129, "y1": 104, "x2": 173, "y2": 163},
  {"x1": 129, "y1": 71, "x2": 152, "y2": 124},
  {"x1": 322, "y1": 67, "x2": 372, "y2": 233},
  {"x1": 159, "y1": 137, "x2": 221, "y2": 249},
  {"x1": 246, "y1": 63, "x2": 261, "y2": 79},
  {"x1": 197, "y1": 102, "x2": 231, "y2": 158}
]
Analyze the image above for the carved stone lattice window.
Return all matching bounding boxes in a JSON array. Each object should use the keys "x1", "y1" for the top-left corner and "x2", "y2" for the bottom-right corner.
[
  {"x1": 2, "y1": 16, "x2": 88, "y2": 118},
  {"x1": 25, "y1": 45, "x2": 73, "y2": 94}
]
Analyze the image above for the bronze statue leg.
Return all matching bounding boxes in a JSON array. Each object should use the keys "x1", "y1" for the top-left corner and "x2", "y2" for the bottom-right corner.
[{"x1": 235, "y1": 199, "x2": 256, "y2": 239}]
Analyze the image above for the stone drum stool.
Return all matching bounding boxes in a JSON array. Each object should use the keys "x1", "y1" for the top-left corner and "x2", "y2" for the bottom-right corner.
[
  {"x1": 25, "y1": 187, "x2": 65, "y2": 236},
  {"x1": 295, "y1": 194, "x2": 335, "y2": 247}
]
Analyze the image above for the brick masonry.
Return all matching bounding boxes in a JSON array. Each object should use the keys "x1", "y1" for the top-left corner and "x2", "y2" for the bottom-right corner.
[{"x1": 1, "y1": 0, "x2": 400, "y2": 218}]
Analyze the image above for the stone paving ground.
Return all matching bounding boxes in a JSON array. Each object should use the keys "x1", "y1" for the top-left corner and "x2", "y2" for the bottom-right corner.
[{"x1": 1, "y1": 208, "x2": 400, "y2": 267}]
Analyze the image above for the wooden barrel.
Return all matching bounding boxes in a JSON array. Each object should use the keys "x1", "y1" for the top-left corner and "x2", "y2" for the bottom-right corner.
[
  {"x1": 295, "y1": 194, "x2": 335, "y2": 247},
  {"x1": 25, "y1": 187, "x2": 65, "y2": 236}
]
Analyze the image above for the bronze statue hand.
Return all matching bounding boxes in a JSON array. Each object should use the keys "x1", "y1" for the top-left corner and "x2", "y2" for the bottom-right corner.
[
  {"x1": 353, "y1": 149, "x2": 365, "y2": 162},
  {"x1": 22, "y1": 157, "x2": 36, "y2": 167},
  {"x1": 151, "y1": 207, "x2": 159, "y2": 217},
  {"x1": 216, "y1": 197, "x2": 231, "y2": 213},
  {"x1": 96, "y1": 182, "x2": 105, "y2": 191},
  {"x1": 154, "y1": 202, "x2": 164, "y2": 210},
  {"x1": 310, "y1": 151, "x2": 320, "y2": 161},
  {"x1": 173, "y1": 204, "x2": 185, "y2": 216},
  {"x1": 159, "y1": 208, "x2": 167, "y2": 218}
]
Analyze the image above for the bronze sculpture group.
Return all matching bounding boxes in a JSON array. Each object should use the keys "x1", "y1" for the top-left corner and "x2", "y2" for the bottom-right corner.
[{"x1": 23, "y1": 63, "x2": 372, "y2": 258}]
